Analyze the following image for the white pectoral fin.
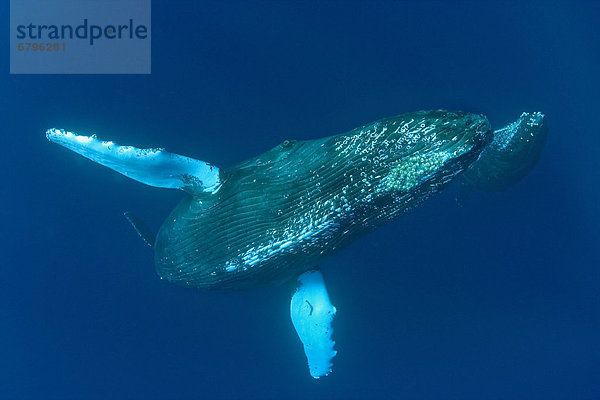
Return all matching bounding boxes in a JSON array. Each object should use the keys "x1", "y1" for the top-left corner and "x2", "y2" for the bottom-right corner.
[
  {"x1": 46, "y1": 128, "x2": 220, "y2": 194},
  {"x1": 290, "y1": 269, "x2": 337, "y2": 379}
]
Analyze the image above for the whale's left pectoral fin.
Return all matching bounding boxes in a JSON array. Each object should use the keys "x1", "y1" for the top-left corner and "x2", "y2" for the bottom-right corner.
[
  {"x1": 290, "y1": 269, "x2": 337, "y2": 379},
  {"x1": 46, "y1": 128, "x2": 221, "y2": 194}
]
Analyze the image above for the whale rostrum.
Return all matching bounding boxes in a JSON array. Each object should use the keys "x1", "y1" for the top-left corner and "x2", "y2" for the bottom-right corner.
[{"x1": 46, "y1": 110, "x2": 547, "y2": 378}]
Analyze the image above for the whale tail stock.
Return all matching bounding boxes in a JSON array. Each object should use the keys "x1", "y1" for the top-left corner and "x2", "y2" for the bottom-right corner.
[{"x1": 45, "y1": 128, "x2": 221, "y2": 195}]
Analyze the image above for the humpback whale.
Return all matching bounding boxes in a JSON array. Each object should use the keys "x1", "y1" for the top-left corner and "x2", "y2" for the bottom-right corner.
[{"x1": 46, "y1": 110, "x2": 547, "y2": 378}]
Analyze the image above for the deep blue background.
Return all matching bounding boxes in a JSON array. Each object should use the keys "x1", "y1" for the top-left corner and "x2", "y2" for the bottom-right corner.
[{"x1": 2, "y1": 1, "x2": 599, "y2": 399}]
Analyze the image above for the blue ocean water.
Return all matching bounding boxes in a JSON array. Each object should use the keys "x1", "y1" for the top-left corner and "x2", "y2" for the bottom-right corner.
[{"x1": 2, "y1": 1, "x2": 599, "y2": 399}]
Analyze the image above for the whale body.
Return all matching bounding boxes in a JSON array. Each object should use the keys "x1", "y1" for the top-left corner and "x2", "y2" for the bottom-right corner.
[
  {"x1": 46, "y1": 109, "x2": 547, "y2": 378},
  {"x1": 154, "y1": 111, "x2": 491, "y2": 290}
]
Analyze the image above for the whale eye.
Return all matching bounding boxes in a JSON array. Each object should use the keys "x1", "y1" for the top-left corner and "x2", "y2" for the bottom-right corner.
[{"x1": 281, "y1": 139, "x2": 296, "y2": 148}]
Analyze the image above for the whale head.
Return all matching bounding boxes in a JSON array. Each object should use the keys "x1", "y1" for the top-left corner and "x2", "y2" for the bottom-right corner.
[
  {"x1": 232, "y1": 110, "x2": 491, "y2": 195},
  {"x1": 349, "y1": 110, "x2": 491, "y2": 196},
  {"x1": 249, "y1": 110, "x2": 493, "y2": 214},
  {"x1": 304, "y1": 110, "x2": 493, "y2": 227}
]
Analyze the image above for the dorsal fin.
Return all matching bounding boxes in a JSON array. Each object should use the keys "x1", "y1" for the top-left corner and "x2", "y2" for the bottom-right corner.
[{"x1": 46, "y1": 128, "x2": 221, "y2": 194}]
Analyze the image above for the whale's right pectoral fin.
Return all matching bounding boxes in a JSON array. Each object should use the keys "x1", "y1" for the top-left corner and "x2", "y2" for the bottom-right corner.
[
  {"x1": 46, "y1": 128, "x2": 221, "y2": 194},
  {"x1": 290, "y1": 269, "x2": 337, "y2": 379}
]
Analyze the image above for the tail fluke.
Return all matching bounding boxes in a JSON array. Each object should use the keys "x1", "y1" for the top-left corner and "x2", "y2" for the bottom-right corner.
[{"x1": 46, "y1": 128, "x2": 221, "y2": 194}]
